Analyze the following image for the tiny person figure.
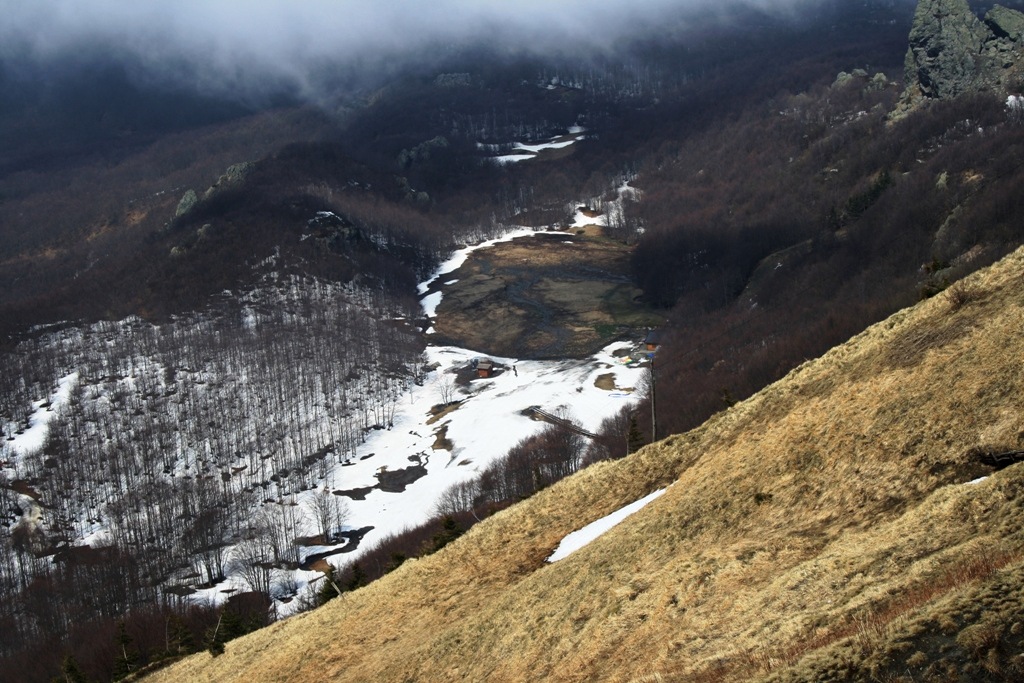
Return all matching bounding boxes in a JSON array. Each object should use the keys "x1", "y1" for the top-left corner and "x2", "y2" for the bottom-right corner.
[{"x1": 513, "y1": 364, "x2": 518, "y2": 377}]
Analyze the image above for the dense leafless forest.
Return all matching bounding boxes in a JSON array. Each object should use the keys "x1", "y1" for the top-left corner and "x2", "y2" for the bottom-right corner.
[{"x1": 0, "y1": 274, "x2": 425, "y2": 673}]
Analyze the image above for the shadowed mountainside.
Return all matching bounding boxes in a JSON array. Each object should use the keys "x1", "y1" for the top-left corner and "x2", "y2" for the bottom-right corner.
[{"x1": 140, "y1": 247, "x2": 1024, "y2": 682}]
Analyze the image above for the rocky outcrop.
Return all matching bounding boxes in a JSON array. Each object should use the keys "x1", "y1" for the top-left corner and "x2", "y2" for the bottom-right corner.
[
  {"x1": 202, "y1": 161, "x2": 254, "y2": 200},
  {"x1": 305, "y1": 210, "x2": 360, "y2": 250},
  {"x1": 832, "y1": 68, "x2": 893, "y2": 91},
  {"x1": 987, "y1": 4, "x2": 1024, "y2": 42},
  {"x1": 900, "y1": 0, "x2": 1024, "y2": 111},
  {"x1": 172, "y1": 162, "x2": 254, "y2": 221},
  {"x1": 174, "y1": 189, "x2": 198, "y2": 218},
  {"x1": 905, "y1": 0, "x2": 989, "y2": 100}
]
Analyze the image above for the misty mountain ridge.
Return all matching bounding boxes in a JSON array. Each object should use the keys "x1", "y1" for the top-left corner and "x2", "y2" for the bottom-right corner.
[
  {"x1": 0, "y1": 0, "x2": 918, "y2": 338},
  {"x1": 0, "y1": 0, "x2": 914, "y2": 176}
]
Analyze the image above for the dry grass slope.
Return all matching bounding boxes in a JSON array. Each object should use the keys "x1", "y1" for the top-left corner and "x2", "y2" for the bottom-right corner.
[{"x1": 143, "y1": 248, "x2": 1024, "y2": 682}]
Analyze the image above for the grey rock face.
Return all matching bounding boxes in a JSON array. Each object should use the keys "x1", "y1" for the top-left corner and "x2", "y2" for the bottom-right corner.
[
  {"x1": 986, "y1": 5, "x2": 1024, "y2": 41},
  {"x1": 905, "y1": 0, "x2": 989, "y2": 100},
  {"x1": 900, "y1": 0, "x2": 1024, "y2": 111},
  {"x1": 203, "y1": 162, "x2": 254, "y2": 200},
  {"x1": 174, "y1": 162, "x2": 254, "y2": 220},
  {"x1": 175, "y1": 189, "x2": 198, "y2": 218}
]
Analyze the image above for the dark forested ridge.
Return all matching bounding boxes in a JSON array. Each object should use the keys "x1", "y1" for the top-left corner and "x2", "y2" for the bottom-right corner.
[
  {"x1": 0, "y1": 0, "x2": 916, "y2": 340},
  {"x1": 6, "y1": 0, "x2": 1024, "y2": 680},
  {"x1": 632, "y1": 89, "x2": 1024, "y2": 436}
]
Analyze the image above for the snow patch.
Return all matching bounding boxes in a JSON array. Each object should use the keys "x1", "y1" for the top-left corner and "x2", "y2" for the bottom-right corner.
[
  {"x1": 547, "y1": 489, "x2": 666, "y2": 562},
  {"x1": 494, "y1": 153, "x2": 537, "y2": 164},
  {"x1": 570, "y1": 207, "x2": 606, "y2": 229},
  {"x1": 4, "y1": 372, "x2": 78, "y2": 459},
  {"x1": 420, "y1": 292, "x2": 444, "y2": 319},
  {"x1": 482, "y1": 128, "x2": 587, "y2": 165}
]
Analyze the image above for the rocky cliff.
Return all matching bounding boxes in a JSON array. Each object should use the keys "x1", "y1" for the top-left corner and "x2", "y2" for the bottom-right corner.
[{"x1": 901, "y1": 0, "x2": 1024, "y2": 110}]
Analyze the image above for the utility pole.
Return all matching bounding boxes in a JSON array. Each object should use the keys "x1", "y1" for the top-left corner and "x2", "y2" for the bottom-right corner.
[{"x1": 650, "y1": 353, "x2": 657, "y2": 443}]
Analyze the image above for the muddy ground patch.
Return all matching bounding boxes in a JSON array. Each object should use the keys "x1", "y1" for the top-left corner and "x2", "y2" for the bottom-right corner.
[{"x1": 429, "y1": 231, "x2": 662, "y2": 358}]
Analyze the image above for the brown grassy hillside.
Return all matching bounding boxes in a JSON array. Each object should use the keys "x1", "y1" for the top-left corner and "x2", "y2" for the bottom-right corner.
[{"x1": 143, "y1": 248, "x2": 1024, "y2": 682}]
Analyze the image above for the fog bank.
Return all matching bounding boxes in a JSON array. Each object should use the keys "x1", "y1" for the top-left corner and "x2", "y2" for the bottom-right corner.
[{"x1": 0, "y1": 0, "x2": 837, "y2": 98}]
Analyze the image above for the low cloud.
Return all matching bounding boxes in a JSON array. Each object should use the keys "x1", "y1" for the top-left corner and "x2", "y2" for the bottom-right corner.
[{"x1": 1, "y1": 0, "x2": 829, "y2": 99}]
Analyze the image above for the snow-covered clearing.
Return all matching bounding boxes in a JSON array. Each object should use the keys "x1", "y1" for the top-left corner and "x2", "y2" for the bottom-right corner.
[
  {"x1": 316, "y1": 340, "x2": 644, "y2": 555},
  {"x1": 4, "y1": 372, "x2": 77, "y2": 459},
  {"x1": 547, "y1": 488, "x2": 666, "y2": 563},
  {"x1": 483, "y1": 127, "x2": 588, "y2": 165}
]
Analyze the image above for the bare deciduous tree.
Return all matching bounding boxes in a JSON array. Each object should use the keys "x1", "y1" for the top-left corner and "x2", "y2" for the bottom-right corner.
[
  {"x1": 436, "y1": 372, "x2": 458, "y2": 406},
  {"x1": 307, "y1": 488, "x2": 350, "y2": 543},
  {"x1": 432, "y1": 479, "x2": 480, "y2": 518}
]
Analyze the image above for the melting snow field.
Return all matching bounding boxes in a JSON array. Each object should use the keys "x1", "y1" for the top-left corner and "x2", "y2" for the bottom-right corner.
[
  {"x1": 418, "y1": 201, "x2": 625, "y2": 320},
  {"x1": 418, "y1": 226, "x2": 545, "y2": 325},
  {"x1": 319, "y1": 339, "x2": 645, "y2": 560}
]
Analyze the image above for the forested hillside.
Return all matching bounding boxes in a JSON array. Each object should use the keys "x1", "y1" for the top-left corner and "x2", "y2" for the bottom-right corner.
[{"x1": 632, "y1": 86, "x2": 1024, "y2": 436}]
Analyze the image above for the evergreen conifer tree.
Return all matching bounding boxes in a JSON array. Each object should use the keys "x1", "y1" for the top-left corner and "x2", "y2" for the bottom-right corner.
[{"x1": 112, "y1": 622, "x2": 139, "y2": 680}]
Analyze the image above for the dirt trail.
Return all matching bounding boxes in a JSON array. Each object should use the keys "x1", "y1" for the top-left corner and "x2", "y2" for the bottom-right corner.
[{"x1": 430, "y1": 230, "x2": 662, "y2": 359}]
